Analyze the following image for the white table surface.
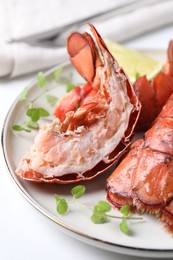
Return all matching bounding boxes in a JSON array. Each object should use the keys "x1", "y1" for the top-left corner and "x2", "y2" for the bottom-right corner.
[{"x1": 0, "y1": 24, "x2": 173, "y2": 260}]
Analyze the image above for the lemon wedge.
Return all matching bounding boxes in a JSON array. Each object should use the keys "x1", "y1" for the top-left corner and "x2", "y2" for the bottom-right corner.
[{"x1": 105, "y1": 39, "x2": 163, "y2": 83}]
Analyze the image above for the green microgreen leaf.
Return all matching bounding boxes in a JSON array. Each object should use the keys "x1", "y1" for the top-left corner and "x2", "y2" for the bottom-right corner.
[
  {"x1": 94, "y1": 201, "x2": 111, "y2": 213},
  {"x1": 26, "y1": 120, "x2": 39, "y2": 129},
  {"x1": 56, "y1": 198, "x2": 68, "y2": 215},
  {"x1": 53, "y1": 67, "x2": 62, "y2": 79},
  {"x1": 91, "y1": 212, "x2": 107, "y2": 224},
  {"x1": 120, "y1": 205, "x2": 130, "y2": 217},
  {"x1": 38, "y1": 108, "x2": 50, "y2": 117},
  {"x1": 119, "y1": 217, "x2": 129, "y2": 234},
  {"x1": 20, "y1": 87, "x2": 29, "y2": 101},
  {"x1": 12, "y1": 124, "x2": 31, "y2": 132},
  {"x1": 46, "y1": 94, "x2": 58, "y2": 106},
  {"x1": 26, "y1": 107, "x2": 49, "y2": 122},
  {"x1": 135, "y1": 72, "x2": 140, "y2": 80},
  {"x1": 71, "y1": 185, "x2": 86, "y2": 199},
  {"x1": 37, "y1": 72, "x2": 46, "y2": 88},
  {"x1": 66, "y1": 83, "x2": 75, "y2": 92},
  {"x1": 55, "y1": 194, "x2": 60, "y2": 203},
  {"x1": 26, "y1": 108, "x2": 40, "y2": 122},
  {"x1": 54, "y1": 191, "x2": 141, "y2": 235},
  {"x1": 12, "y1": 124, "x2": 24, "y2": 131},
  {"x1": 13, "y1": 67, "x2": 65, "y2": 135}
]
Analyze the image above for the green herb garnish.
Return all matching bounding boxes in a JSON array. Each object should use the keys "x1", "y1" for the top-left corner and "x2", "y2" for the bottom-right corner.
[
  {"x1": 19, "y1": 87, "x2": 29, "y2": 101},
  {"x1": 93, "y1": 200, "x2": 111, "y2": 214},
  {"x1": 91, "y1": 212, "x2": 107, "y2": 224},
  {"x1": 12, "y1": 68, "x2": 78, "y2": 133},
  {"x1": 55, "y1": 185, "x2": 143, "y2": 235},
  {"x1": 26, "y1": 120, "x2": 39, "y2": 129},
  {"x1": 120, "y1": 216, "x2": 129, "y2": 234},
  {"x1": 46, "y1": 94, "x2": 58, "y2": 106},
  {"x1": 71, "y1": 185, "x2": 86, "y2": 199},
  {"x1": 53, "y1": 68, "x2": 63, "y2": 80},
  {"x1": 12, "y1": 124, "x2": 31, "y2": 132},
  {"x1": 26, "y1": 107, "x2": 49, "y2": 122},
  {"x1": 91, "y1": 201, "x2": 111, "y2": 224},
  {"x1": 120, "y1": 204, "x2": 130, "y2": 216},
  {"x1": 55, "y1": 195, "x2": 68, "y2": 215},
  {"x1": 37, "y1": 72, "x2": 46, "y2": 88},
  {"x1": 12, "y1": 69, "x2": 63, "y2": 132}
]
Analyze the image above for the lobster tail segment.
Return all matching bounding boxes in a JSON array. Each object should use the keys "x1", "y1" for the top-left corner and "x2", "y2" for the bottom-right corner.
[
  {"x1": 16, "y1": 24, "x2": 140, "y2": 184},
  {"x1": 106, "y1": 92, "x2": 173, "y2": 234}
]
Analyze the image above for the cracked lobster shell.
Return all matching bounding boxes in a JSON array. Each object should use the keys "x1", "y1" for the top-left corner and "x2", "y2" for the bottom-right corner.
[{"x1": 15, "y1": 24, "x2": 141, "y2": 184}]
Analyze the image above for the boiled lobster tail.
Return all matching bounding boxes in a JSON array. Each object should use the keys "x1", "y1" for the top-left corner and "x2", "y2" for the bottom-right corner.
[
  {"x1": 106, "y1": 92, "x2": 173, "y2": 233},
  {"x1": 67, "y1": 24, "x2": 141, "y2": 142},
  {"x1": 16, "y1": 24, "x2": 140, "y2": 184}
]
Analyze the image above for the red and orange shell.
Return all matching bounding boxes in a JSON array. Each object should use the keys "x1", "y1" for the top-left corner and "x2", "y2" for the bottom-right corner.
[
  {"x1": 15, "y1": 24, "x2": 140, "y2": 183},
  {"x1": 106, "y1": 93, "x2": 173, "y2": 233}
]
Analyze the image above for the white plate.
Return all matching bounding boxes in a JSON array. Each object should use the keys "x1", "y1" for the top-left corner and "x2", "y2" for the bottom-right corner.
[{"x1": 2, "y1": 49, "x2": 173, "y2": 258}]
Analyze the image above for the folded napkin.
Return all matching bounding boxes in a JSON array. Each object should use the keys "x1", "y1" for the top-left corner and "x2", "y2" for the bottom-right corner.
[
  {"x1": 0, "y1": 43, "x2": 67, "y2": 77},
  {"x1": 0, "y1": 0, "x2": 173, "y2": 78}
]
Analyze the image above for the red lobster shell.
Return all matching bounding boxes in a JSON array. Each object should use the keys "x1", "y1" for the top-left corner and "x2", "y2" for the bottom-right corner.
[
  {"x1": 15, "y1": 24, "x2": 140, "y2": 183},
  {"x1": 134, "y1": 40, "x2": 173, "y2": 131},
  {"x1": 106, "y1": 93, "x2": 173, "y2": 233}
]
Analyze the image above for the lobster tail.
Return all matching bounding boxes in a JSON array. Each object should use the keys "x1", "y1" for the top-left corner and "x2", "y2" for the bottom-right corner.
[{"x1": 106, "y1": 92, "x2": 173, "y2": 233}]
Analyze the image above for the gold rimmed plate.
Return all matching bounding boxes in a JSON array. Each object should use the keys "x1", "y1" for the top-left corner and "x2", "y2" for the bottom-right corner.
[{"x1": 2, "y1": 49, "x2": 173, "y2": 258}]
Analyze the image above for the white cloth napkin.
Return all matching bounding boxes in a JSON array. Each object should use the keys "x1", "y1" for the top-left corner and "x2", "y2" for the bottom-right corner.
[
  {"x1": 0, "y1": 0, "x2": 173, "y2": 78},
  {"x1": 0, "y1": 43, "x2": 67, "y2": 77}
]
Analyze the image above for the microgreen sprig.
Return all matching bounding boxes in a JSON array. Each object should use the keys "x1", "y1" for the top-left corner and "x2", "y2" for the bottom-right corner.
[
  {"x1": 55, "y1": 185, "x2": 143, "y2": 235},
  {"x1": 71, "y1": 185, "x2": 86, "y2": 199},
  {"x1": 55, "y1": 195, "x2": 68, "y2": 215},
  {"x1": 12, "y1": 71, "x2": 50, "y2": 132},
  {"x1": 12, "y1": 118, "x2": 39, "y2": 132},
  {"x1": 12, "y1": 69, "x2": 77, "y2": 133},
  {"x1": 37, "y1": 72, "x2": 46, "y2": 88},
  {"x1": 46, "y1": 95, "x2": 58, "y2": 106}
]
